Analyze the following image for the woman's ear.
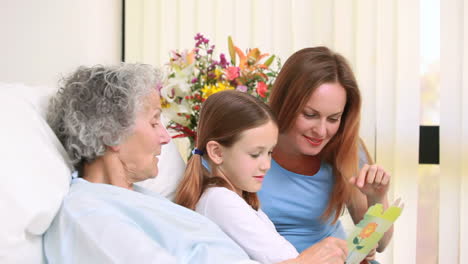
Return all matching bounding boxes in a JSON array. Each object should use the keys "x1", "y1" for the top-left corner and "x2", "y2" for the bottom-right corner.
[
  {"x1": 107, "y1": 145, "x2": 120, "y2": 152},
  {"x1": 206, "y1": 140, "x2": 224, "y2": 165}
]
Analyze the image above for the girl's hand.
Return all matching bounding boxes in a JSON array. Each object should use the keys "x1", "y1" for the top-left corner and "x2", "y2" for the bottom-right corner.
[
  {"x1": 295, "y1": 237, "x2": 348, "y2": 264},
  {"x1": 349, "y1": 164, "x2": 390, "y2": 203}
]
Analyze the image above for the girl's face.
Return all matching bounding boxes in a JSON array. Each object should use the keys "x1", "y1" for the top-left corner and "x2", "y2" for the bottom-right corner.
[
  {"x1": 280, "y1": 82, "x2": 347, "y2": 157},
  {"x1": 217, "y1": 120, "x2": 278, "y2": 195}
]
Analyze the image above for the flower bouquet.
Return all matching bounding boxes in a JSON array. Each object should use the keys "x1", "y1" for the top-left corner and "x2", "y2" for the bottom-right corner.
[{"x1": 160, "y1": 33, "x2": 281, "y2": 152}]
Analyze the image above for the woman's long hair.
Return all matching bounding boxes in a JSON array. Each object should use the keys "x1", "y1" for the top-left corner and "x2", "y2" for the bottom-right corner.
[
  {"x1": 268, "y1": 47, "x2": 362, "y2": 223},
  {"x1": 175, "y1": 90, "x2": 277, "y2": 210}
]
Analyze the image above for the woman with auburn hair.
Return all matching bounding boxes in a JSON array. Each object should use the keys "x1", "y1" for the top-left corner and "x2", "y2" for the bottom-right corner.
[
  {"x1": 258, "y1": 47, "x2": 392, "y2": 264},
  {"x1": 176, "y1": 90, "x2": 348, "y2": 264}
]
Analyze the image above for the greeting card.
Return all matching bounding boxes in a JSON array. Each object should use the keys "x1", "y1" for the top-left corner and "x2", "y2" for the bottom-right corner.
[{"x1": 346, "y1": 199, "x2": 404, "y2": 264}]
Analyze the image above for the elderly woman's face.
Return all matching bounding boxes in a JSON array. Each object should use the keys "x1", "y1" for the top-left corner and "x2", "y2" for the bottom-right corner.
[{"x1": 117, "y1": 90, "x2": 170, "y2": 183}]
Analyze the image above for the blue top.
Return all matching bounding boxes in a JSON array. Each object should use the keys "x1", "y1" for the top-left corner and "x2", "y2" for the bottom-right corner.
[
  {"x1": 44, "y1": 178, "x2": 258, "y2": 264},
  {"x1": 258, "y1": 159, "x2": 346, "y2": 253}
]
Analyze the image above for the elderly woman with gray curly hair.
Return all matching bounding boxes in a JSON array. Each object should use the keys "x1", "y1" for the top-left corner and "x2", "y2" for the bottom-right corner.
[{"x1": 42, "y1": 63, "x2": 260, "y2": 264}]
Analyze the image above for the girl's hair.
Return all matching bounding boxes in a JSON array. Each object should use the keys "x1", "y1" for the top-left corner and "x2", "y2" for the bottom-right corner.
[
  {"x1": 47, "y1": 63, "x2": 162, "y2": 175},
  {"x1": 268, "y1": 46, "x2": 362, "y2": 223},
  {"x1": 175, "y1": 90, "x2": 277, "y2": 211}
]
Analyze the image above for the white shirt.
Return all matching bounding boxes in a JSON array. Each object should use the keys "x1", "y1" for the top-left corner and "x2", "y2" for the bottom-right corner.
[{"x1": 196, "y1": 187, "x2": 299, "y2": 264}]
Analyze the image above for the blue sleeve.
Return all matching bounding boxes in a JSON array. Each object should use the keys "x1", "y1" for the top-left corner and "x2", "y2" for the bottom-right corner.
[
  {"x1": 358, "y1": 141, "x2": 371, "y2": 169},
  {"x1": 44, "y1": 209, "x2": 178, "y2": 264}
]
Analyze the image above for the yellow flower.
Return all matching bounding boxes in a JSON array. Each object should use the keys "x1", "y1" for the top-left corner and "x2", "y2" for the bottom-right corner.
[
  {"x1": 160, "y1": 97, "x2": 171, "y2": 109},
  {"x1": 218, "y1": 81, "x2": 234, "y2": 91},
  {"x1": 201, "y1": 84, "x2": 217, "y2": 99},
  {"x1": 214, "y1": 68, "x2": 223, "y2": 79},
  {"x1": 201, "y1": 82, "x2": 234, "y2": 99},
  {"x1": 359, "y1": 222, "x2": 378, "y2": 239}
]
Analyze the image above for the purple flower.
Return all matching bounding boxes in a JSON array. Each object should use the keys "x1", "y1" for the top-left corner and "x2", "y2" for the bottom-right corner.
[
  {"x1": 208, "y1": 73, "x2": 216, "y2": 79},
  {"x1": 155, "y1": 82, "x2": 163, "y2": 91},
  {"x1": 191, "y1": 78, "x2": 198, "y2": 83},
  {"x1": 236, "y1": 85, "x2": 248, "y2": 92},
  {"x1": 194, "y1": 33, "x2": 210, "y2": 47},
  {"x1": 219, "y1": 53, "x2": 228, "y2": 68}
]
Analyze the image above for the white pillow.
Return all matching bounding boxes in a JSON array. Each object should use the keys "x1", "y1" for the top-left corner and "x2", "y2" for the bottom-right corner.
[
  {"x1": 0, "y1": 83, "x2": 186, "y2": 263},
  {"x1": 0, "y1": 83, "x2": 72, "y2": 264}
]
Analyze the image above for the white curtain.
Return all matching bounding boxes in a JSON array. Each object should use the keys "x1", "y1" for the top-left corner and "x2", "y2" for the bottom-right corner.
[
  {"x1": 125, "y1": 1, "x2": 468, "y2": 263},
  {"x1": 440, "y1": 0, "x2": 468, "y2": 263}
]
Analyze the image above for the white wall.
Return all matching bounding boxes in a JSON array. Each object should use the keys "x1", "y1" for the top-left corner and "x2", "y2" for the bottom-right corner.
[{"x1": 0, "y1": 0, "x2": 122, "y2": 88}]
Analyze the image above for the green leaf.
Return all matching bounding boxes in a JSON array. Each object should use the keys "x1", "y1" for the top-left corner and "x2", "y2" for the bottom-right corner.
[
  {"x1": 356, "y1": 245, "x2": 364, "y2": 250},
  {"x1": 264, "y1": 55, "x2": 275, "y2": 67},
  {"x1": 228, "y1": 36, "x2": 236, "y2": 65},
  {"x1": 353, "y1": 237, "x2": 359, "y2": 244}
]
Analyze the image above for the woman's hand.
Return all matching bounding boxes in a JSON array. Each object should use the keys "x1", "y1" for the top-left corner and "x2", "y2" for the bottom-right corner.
[
  {"x1": 349, "y1": 164, "x2": 390, "y2": 204},
  {"x1": 364, "y1": 246, "x2": 377, "y2": 262},
  {"x1": 347, "y1": 165, "x2": 393, "y2": 254},
  {"x1": 358, "y1": 247, "x2": 376, "y2": 263}
]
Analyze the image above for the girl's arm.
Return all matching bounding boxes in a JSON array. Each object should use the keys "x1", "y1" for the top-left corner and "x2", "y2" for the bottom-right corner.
[
  {"x1": 280, "y1": 236, "x2": 348, "y2": 264},
  {"x1": 199, "y1": 187, "x2": 348, "y2": 264},
  {"x1": 197, "y1": 187, "x2": 299, "y2": 264}
]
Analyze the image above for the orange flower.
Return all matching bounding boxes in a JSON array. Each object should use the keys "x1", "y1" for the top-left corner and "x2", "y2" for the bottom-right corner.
[
  {"x1": 359, "y1": 222, "x2": 378, "y2": 239},
  {"x1": 235, "y1": 47, "x2": 269, "y2": 71}
]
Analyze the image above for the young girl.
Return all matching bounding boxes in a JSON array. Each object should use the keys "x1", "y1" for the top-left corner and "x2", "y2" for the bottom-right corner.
[{"x1": 175, "y1": 90, "x2": 348, "y2": 264}]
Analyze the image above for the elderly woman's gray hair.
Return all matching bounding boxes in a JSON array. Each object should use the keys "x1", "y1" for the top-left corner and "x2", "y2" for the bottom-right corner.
[{"x1": 47, "y1": 63, "x2": 163, "y2": 173}]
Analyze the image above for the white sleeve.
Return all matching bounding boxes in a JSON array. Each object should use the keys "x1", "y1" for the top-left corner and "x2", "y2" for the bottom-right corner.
[{"x1": 196, "y1": 188, "x2": 299, "y2": 264}]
